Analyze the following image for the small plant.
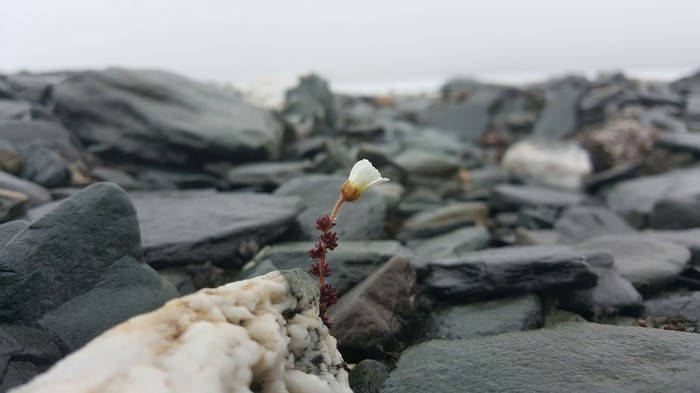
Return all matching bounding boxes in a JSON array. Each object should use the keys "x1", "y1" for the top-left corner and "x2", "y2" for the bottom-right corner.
[{"x1": 309, "y1": 159, "x2": 389, "y2": 327}]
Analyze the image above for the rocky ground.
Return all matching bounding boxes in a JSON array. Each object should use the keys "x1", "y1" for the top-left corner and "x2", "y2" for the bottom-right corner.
[{"x1": 1, "y1": 68, "x2": 700, "y2": 392}]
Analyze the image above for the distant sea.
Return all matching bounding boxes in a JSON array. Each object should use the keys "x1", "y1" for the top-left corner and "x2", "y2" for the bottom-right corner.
[{"x1": 236, "y1": 66, "x2": 698, "y2": 108}]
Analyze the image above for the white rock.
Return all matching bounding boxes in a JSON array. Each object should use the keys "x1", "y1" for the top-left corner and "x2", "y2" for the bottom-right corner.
[
  {"x1": 501, "y1": 140, "x2": 592, "y2": 190},
  {"x1": 12, "y1": 270, "x2": 351, "y2": 393}
]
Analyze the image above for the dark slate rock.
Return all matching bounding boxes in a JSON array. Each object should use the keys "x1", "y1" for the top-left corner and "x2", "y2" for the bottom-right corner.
[
  {"x1": 0, "y1": 120, "x2": 84, "y2": 161},
  {"x1": 135, "y1": 167, "x2": 227, "y2": 190},
  {"x1": 242, "y1": 241, "x2": 412, "y2": 296},
  {"x1": 3, "y1": 73, "x2": 66, "y2": 103},
  {"x1": 431, "y1": 88, "x2": 503, "y2": 142},
  {"x1": 579, "y1": 234, "x2": 690, "y2": 294},
  {"x1": 129, "y1": 190, "x2": 300, "y2": 268},
  {"x1": 379, "y1": 323, "x2": 700, "y2": 393},
  {"x1": 687, "y1": 95, "x2": 700, "y2": 130},
  {"x1": 0, "y1": 139, "x2": 21, "y2": 175},
  {"x1": 282, "y1": 74, "x2": 336, "y2": 136},
  {"x1": 0, "y1": 99, "x2": 53, "y2": 121},
  {"x1": 273, "y1": 175, "x2": 386, "y2": 241},
  {"x1": 656, "y1": 132, "x2": 700, "y2": 154},
  {"x1": 606, "y1": 167, "x2": 700, "y2": 228},
  {"x1": 406, "y1": 226, "x2": 490, "y2": 271},
  {"x1": 424, "y1": 245, "x2": 597, "y2": 298},
  {"x1": 52, "y1": 68, "x2": 283, "y2": 166},
  {"x1": 91, "y1": 167, "x2": 141, "y2": 190},
  {"x1": 349, "y1": 359, "x2": 389, "y2": 393},
  {"x1": 554, "y1": 205, "x2": 634, "y2": 243},
  {"x1": 19, "y1": 142, "x2": 71, "y2": 188},
  {"x1": 516, "y1": 206, "x2": 558, "y2": 229},
  {"x1": 37, "y1": 257, "x2": 177, "y2": 351},
  {"x1": 533, "y1": 84, "x2": 587, "y2": 139},
  {"x1": 418, "y1": 294, "x2": 541, "y2": 341},
  {"x1": 398, "y1": 203, "x2": 489, "y2": 241},
  {"x1": 559, "y1": 250, "x2": 642, "y2": 319},
  {"x1": 491, "y1": 184, "x2": 587, "y2": 210},
  {"x1": 226, "y1": 161, "x2": 311, "y2": 189},
  {"x1": 329, "y1": 256, "x2": 416, "y2": 360},
  {"x1": 643, "y1": 291, "x2": 700, "y2": 323},
  {"x1": 0, "y1": 220, "x2": 28, "y2": 248},
  {"x1": 0, "y1": 183, "x2": 176, "y2": 343},
  {"x1": 393, "y1": 148, "x2": 460, "y2": 177},
  {"x1": 0, "y1": 171, "x2": 51, "y2": 207},
  {"x1": 0, "y1": 190, "x2": 27, "y2": 224},
  {"x1": 0, "y1": 325, "x2": 61, "y2": 392},
  {"x1": 645, "y1": 228, "x2": 700, "y2": 265}
]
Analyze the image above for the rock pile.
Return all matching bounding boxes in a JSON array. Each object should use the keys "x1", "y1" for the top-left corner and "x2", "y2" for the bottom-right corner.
[{"x1": 2, "y1": 67, "x2": 700, "y2": 392}]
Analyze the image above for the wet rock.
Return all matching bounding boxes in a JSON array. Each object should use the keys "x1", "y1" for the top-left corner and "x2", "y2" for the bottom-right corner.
[
  {"x1": 0, "y1": 325, "x2": 61, "y2": 392},
  {"x1": 491, "y1": 184, "x2": 587, "y2": 210},
  {"x1": 349, "y1": 360, "x2": 388, "y2": 393},
  {"x1": 398, "y1": 202, "x2": 488, "y2": 241},
  {"x1": 554, "y1": 205, "x2": 634, "y2": 243},
  {"x1": 329, "y1": 256, "x2": 416, "y2": 360},
  {"x1": 606, "y1": 167, "x2": 700, "y2": 228},
  {"x1": 241, "y1": 241, "x2": 411, "y2": 296},
  {"x1": 53, "y1": 68, "x2": 284, "y2": 166},
  {"x1": 417, "y1": 294, "x2": 541, "y2": 341},
  {"x1": 0, "y1": 120, "x2": 84, "y2": 162},
  {"x1": 501, "y1": 140, "x2": 592, "y2": 190},
  {"x1": 579, "y1": 234, "x2": 690, "y2": 294},
  {"x1": 130, "y1": 190, "x2": 301, "y2": 268},
  {"x1": 406, "y1": 226, "x2": 490, "y2": 271},
  {"x1": 0, "y1": 189, "x2": 28, "y2": 224},
  {"x1": 0, "y1": 171, "x2": 51, "y2": 208},
  {"x1": 226, "y1": 161, "x2": 311, "y2": 189},
  {"x1": 379, "y1": 323, "x2": 700, "y2": 393},
  {"x1": 274, "y1": 175, "x2": 386, "y2": 241},
  {"x1": 644, "y1": 228, "x2": 700, "y2": 265},
  {"x1": 0, "y1": 183, "x2": 177, "y2": 352},
  {"x1": 559, "y1": 250, "x2": 642, "y2": 319},
  {"x1": 282, "y1": 74, "x2": 337, "y2": 136},
  {"x1": 424, "y1": 245, "x2": 596, "y2": 298},
  {"x1": 431, "y1": 88, "x2": 504, "y2": 142},
  {"x1": 643, "y1": 291, "x2": 700, "y2": 324},
  {"x1": 533, "y1": 83, "x2": 587, "y2": 139},
  {"x1": 20, "y1": 142, "x2": 71, "y2": 188}
]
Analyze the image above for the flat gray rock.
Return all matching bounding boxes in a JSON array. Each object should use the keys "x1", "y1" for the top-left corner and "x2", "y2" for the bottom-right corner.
[
  {"x1": 380, "y1": 323, "x2": 700, "y2": 393},
  {"x1": 0, "y1": 171, "x2": 51, "y2": 207},
  {"x1": 492, "y1": 184, "x2": 587, "y2": 210},
  {"x1": 579, "y1": 234, "x2": 690, "y2": 294},
  {"x1": 274, "y1": 175, "x2": 387, "y2": 241},
  {"x1": 417, "y1": 294, "x2": 541, "y2": 341},
  {"x1": 643, "y1": 291, "x2": 700, "y2": 323},
  {"x1": 424, "y1": 245, "x2": 597, "y2": 298},
  {"x1": 559, "y1": 250, "x2": 642, "y2": 319},
  {"x1": 53, "y1": 68, "x2": 284, "y2": 166},
  {"x1": 606, "y1": 167, "x2": 700, "y2": 229},
  {"x1": 398, "y1": 203, "x2": 488, "y2": 241},
  {"x1": 407, "y1": 226, "x2": 490, "y2": 272},
  {"x1": 645, "y1": 228, "x2": 700, "y2": 265},
  {"x1": 241, "y1": 240, "x2": 412, "y2": 296},
  {"x1": 555, "y1": 205, "x2": 634, "y2": 243},
  {"x1": 226, "y1": 161, "x2": 311, "y2": 189},
  {"x1": 533, "y1": 84, "x2": 587, "y2": 139},
  {"x1": 431, "y1": 88, "x2": 504, "y2": 142},
  {"x1": 0, "y1": 120, "x2": 84, "y2": 161},
  {"x1": 130, "y1": 190, "x2": 301, "y2": 268}
]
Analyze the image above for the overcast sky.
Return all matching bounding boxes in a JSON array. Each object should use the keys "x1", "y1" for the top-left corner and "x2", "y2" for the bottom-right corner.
[{"x1": 2, "y1": 0, "x2": 700, "y2": 87}]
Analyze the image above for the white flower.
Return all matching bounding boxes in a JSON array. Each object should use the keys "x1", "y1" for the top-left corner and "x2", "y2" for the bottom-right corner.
[{"x1": 340, "y1": 159, "x2": 389, "y2": 202}]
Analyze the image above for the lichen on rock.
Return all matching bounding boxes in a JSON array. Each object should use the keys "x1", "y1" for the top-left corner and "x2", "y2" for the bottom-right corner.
[{"x1": 12, "y1": 269, "x2": 352, "y2": 393}]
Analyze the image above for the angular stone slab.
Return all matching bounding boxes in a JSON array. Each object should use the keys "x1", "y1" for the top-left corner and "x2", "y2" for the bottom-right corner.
[
  {"x1": 424, "y1": 245, "x2": 597, "y2": 298},
  {"x1": 380, "y1": 323, "x2": 700, "y2": 393},
  {"x1": 130, "y1": 190, "x2": 301, "y2": 268}
]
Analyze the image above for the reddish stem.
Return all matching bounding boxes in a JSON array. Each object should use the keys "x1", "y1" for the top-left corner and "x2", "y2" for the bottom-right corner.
[{"x1": 318, "y1": 196, "x2": 345, "y2": 287}]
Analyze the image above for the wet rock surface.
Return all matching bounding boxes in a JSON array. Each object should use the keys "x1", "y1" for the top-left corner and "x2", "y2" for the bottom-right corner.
[{"x1": 4, "y1": 68, "x2": 700, "y2": 392}]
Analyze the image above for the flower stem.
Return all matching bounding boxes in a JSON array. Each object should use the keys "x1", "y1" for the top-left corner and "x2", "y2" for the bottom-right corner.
[{"x1": 319, "y1": 196, "x2": 345, "y2": 287}]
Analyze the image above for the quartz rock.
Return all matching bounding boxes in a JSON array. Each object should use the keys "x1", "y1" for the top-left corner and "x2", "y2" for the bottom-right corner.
[{"x1": 11, "y1": 269, "x2": 352, "y2": 393}]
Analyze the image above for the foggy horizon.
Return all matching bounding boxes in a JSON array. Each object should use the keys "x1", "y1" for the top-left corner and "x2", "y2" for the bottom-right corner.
[{"x1": 3, "y1": 0, "x2": 700, "y2": 91}]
